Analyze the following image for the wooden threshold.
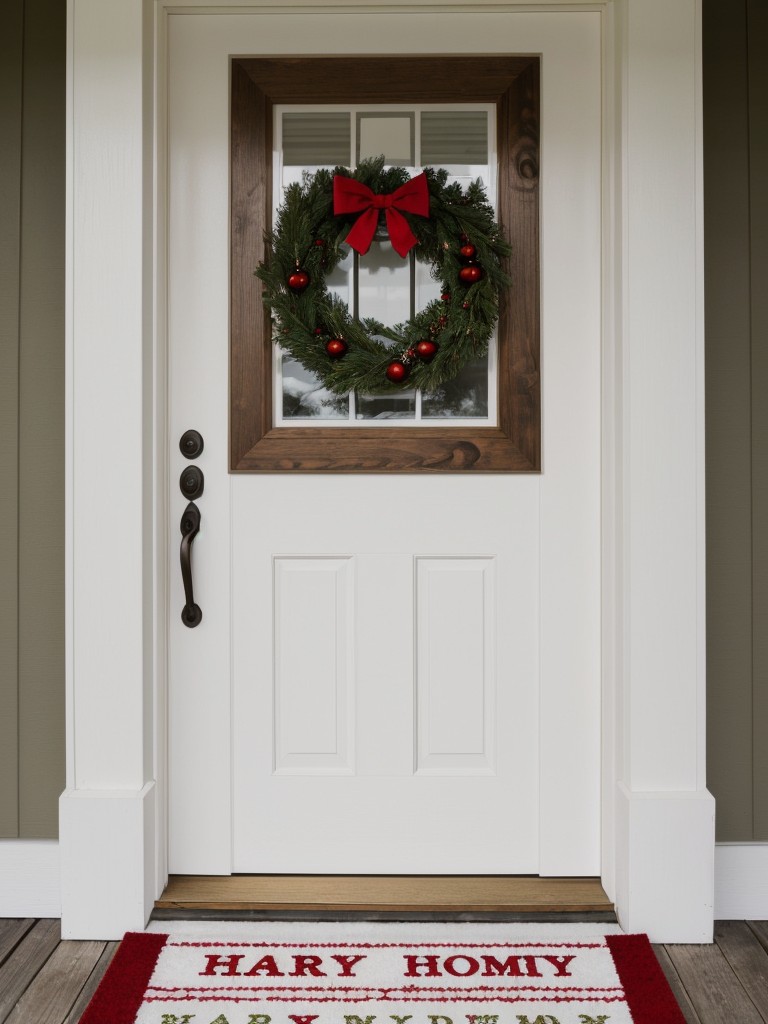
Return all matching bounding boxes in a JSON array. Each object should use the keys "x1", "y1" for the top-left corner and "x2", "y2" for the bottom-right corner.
[{"x1": 156, "y1": 876, "x2": 613, "y2": 914}]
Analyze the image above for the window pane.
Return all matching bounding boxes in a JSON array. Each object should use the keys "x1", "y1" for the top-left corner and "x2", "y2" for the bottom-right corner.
[
  {"x1": 282, "y1": 113, "x2": 350, "y2": 166},
  {"x1": 422, "y1": 356, "x2": 489, "y2": 418},
  {"x1": 282, "y1": 357, "x2": 349, "y2": 419},
  {"x1": 273, "y1": 103, "x2": 496, "y2": 428},
  {"x1": 356, "y1": 391, "x2": 417, "y2": 419},
  {"x1": 421, "y1": 111, "x2": 488, "y2": 165},
  {"x1": 357, "y1": 240, "x2": 412, "y2": 323},
  {"x1": 357, "y1": 113, "x2": 414, "y2": 165}
]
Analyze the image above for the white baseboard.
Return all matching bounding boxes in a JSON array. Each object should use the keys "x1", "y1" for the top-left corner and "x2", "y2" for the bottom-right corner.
[
  {"x1": 0, "y1": 840, "x2": 61, "y2": 917},
  {"x1": 715, "y1": 843, "x2": 768, "y2": 919}
]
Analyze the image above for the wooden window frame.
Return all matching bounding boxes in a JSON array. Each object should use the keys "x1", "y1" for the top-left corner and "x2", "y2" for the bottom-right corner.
[{"x1": 230, "y1": 56, "x2": 540, "y2": 472}]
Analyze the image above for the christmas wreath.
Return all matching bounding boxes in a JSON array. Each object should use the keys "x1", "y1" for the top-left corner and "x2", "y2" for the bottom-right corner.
[{"x1": 255, "y1": 157, "x2": 511, "y2": 395}]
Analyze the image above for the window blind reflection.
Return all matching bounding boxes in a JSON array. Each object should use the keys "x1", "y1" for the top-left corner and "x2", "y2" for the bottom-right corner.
[
  {"x1": 421, "y1": 111, "x2": 488, "y2": 165},
  {"x1": 282, "y1": 113, "x2": 351, "y2": 166}
]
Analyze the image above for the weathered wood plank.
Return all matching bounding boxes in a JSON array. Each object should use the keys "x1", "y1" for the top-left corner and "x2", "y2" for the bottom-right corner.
[
  {"x1": 0, "y1": 920, "x2": 36, "y2": 968},
  {"x1": 4, "y1": 938, "x2": 107, "y2": 1024},
  {"x1": 715, "y1": 921, "x2": 768, "y2": 1019},
  {"x1": 748, "y1": 920, "x2": 768, "y2": 955},
  {"x1": 0, "y1": 918, "x2": 60, "y2": 1022},
  {"x1": 654, "y1": 944, "x2": 703, "y2": 1024},
  {"x1": 62, "y1": 941, "x2": 118, "y2": 1024},
  {"x1": 666, "y1": 938, "x2": 765, "y2": 1024}
]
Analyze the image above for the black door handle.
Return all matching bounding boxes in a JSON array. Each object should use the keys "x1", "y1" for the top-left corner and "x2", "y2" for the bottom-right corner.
[{"x1": 180, "y1": 501, "x2": 202, "y2": 627}]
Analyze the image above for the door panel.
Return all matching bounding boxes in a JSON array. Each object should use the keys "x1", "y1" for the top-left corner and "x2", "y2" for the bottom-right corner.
[
  {"x1": 231, "y1": 478, "x2": 539, "y2": 873},
  {"x1": 167, "y1": 10, "x2": 602, "y2": 876}
]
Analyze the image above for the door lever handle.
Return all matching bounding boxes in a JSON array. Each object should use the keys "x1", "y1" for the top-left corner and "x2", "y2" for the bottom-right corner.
[{"x1": 180, "y1": 501, "x2": 202, "y2": 627}]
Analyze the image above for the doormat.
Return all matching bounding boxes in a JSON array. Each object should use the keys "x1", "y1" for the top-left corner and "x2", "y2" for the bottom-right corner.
[{"x1": 78, "y1": 922, "x2": 686, "y2": 1024}]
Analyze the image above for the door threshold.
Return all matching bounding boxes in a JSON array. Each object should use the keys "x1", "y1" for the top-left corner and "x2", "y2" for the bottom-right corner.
[{"x1": 155, "y1": 875, "x2": 614, "y2": 916}]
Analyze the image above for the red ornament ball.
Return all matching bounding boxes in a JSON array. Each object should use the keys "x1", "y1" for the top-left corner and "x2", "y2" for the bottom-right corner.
[
  {"x1": 459, "y1": 243, "x2": 477, "y2": 262},
  {"x1": 416, "y1": 339, "x2": 439, "y2": 362},
  {"x1": 385, "y1": 360, "x2": 410, "y2": 383},
  {"x1": 325, "y1": 338, "x2": 348, "y2": 359},
  {"x1": 459, "y1": 263, "x2": 483, "y2": 284},
  {"x1": 441, "y1": 292, "x2": 451, "y2": 302},
  {"x1": 287, "y1": 269, "x2": 310, "y2": 292},
  {"x1": 463, "y1": 301, "x2": 470, "y2": 309}
]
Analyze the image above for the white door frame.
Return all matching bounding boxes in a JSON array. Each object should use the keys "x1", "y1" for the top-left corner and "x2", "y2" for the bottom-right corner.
[{"x1": 60, "y1": 0, "x2": 714, "y2": 942}]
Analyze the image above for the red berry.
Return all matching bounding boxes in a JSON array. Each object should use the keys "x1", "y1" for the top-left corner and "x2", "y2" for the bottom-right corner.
[
  {"x1": 459, "y1": 243, "x2": 477, "y2": 262},
  {"x1": 441, "y1": 292, "x2": 451, "y2": 302}
]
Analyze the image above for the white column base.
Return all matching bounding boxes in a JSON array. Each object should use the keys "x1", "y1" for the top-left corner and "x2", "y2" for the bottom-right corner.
[
  {"x1": 59, "y1": 782, "x2": 157, "y2": 939},
  {"x1": 615, "y1": 784, "x2": 715, "y2": 942}
]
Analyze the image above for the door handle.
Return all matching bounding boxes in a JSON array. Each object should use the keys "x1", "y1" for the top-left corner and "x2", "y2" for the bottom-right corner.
[{"x1": 180, "y1": 501, "x2": 202, "y2": 627}]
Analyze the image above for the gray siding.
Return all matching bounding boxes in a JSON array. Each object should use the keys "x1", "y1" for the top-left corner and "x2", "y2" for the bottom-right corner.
[
  {"x1": 705, "y1": 0, "x2": 768, "y2": 841},
  {"x1": 0, "y1": 0, "x2": 65, "y2": 839}
]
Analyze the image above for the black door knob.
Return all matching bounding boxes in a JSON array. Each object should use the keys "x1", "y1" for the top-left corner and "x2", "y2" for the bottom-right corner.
[
  {"x1": 179, "y1": 429, "x2": 204, "y2": 459},
  {"x1": 179, "y1": 466, "x2": 204, "y2": 500}
]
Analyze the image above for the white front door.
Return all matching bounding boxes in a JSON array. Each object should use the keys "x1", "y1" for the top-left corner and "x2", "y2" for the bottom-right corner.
[{"x1": 167, "y1": 10, "x2": 602, "y2": 877}]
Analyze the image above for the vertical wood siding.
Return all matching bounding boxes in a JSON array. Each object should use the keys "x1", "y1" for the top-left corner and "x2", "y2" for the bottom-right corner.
[
  {"x1": 748, "y1": 0, "x2": 768, "y2": 840},
  {"x1": 0, "y1": 0, "x2": 65, "y2": 839},
  {"x1": 705, "y1": 0, "x2": 768, "y2": 841},
  {"x1": 0, "y1": 0, "x2": 24, "y2": 838}
]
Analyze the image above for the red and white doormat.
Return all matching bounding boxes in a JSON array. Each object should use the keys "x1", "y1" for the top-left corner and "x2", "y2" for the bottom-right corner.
[{"x1": 78, "y1": 922, "x2": 686, "y2": 1024}]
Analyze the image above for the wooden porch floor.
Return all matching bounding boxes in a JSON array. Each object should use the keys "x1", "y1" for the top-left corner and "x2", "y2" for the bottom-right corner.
[{"x1": 2, "y1": 918, "x2": 768, "y2": 1023}]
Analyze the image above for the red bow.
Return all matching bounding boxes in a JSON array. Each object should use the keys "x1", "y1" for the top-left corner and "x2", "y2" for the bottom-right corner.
[{"x1": 333, "y1": 172, "x2": 430, "y2": 258}]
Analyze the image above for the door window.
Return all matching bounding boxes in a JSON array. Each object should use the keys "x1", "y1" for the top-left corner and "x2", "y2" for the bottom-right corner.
[
  {"x1": 274, "y1": 105, "x2": 497, "y2": 427},
  {"x1": 229, "y1": 56, "x2": 540, "y2": 472}
]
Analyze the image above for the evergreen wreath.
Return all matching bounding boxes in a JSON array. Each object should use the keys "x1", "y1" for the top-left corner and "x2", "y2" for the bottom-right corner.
[{"x1": 256, "y1": 157, "x2": 512, "y2": 396}]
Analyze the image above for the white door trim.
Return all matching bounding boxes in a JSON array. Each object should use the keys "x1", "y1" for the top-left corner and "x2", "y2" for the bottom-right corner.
[{"x1": 61, "y1": 0, "x2": 713, "y2": 942}]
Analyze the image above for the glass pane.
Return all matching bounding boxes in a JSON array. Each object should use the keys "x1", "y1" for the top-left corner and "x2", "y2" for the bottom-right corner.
[
  {"x1": 282, "y1": 112, "x2": 350, "y2": 166},
  {"x1": 281, "y1": 356, "x2": 349, "y2": 419},
  {"x1": 357, "y1": 113, "x2": 415, "y2": 165},
  {"x1": 357, "y1": 391, "x2": 417, "y2": 419},
  {"x1": 357, "y1": 240, "x2": 412, "y2": 323},
  {"x1": 422, "y1": 356, "x2": 489, "y2": 418},
  {"x1": 421, "y1": 111, "x2": 488, "y2": 165}
]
